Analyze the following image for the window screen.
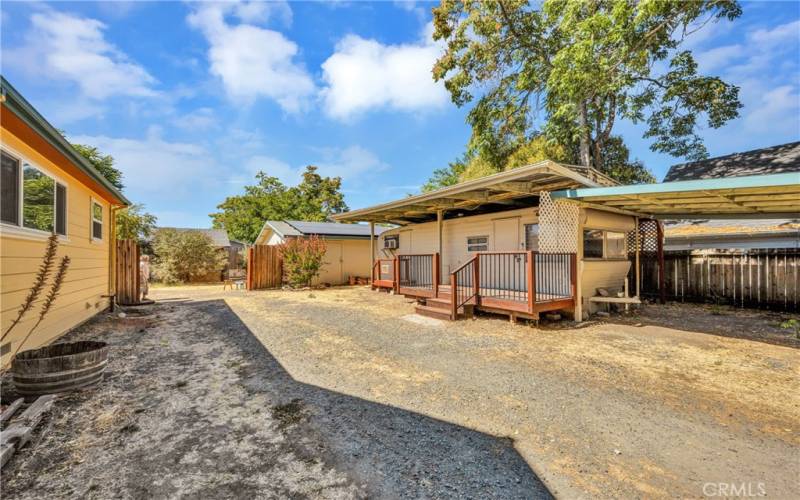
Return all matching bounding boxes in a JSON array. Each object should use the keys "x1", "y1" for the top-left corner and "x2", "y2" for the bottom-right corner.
[
  {"x1": 22, "y1": 164, "x2": 54, "y2": 232},
  {"x1": 467, "y1": 236, "x2": 488, "y2": 252},
  {"x1": 583, "y1": 229, "x2": 604, "y2": 258},
  {"x1": 92, "y1": 201, "x2": 103, "y2": 240},
  {"x1": 55, "y1": 183, "x2": 66, "y2": 236},
  {"x1": 1, "y1": 151, "x2": 19, "y2": 225},
  {"x1": 524, "y1": 224, "x2": 539, "y2": 251},
  {"x1": 606, "y1": 231, "x2": 626, "y2": 258}
]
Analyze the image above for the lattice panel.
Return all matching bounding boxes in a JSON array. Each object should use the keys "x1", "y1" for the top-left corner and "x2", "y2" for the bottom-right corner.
[{"x1": 538, "y1": 191, "x2": 579, "y2": 253}]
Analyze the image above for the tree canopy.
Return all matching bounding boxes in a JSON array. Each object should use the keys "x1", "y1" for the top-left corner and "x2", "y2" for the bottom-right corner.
[
  {"x1": 71, "y1": 143, "x2": 124, "y2": 191},
  {"x1": 211, "y1": 165, "x2": 348, "y2": 243},
  {"x1": 116, "y1": 204, "x2": 158, "y2": 241},
  {"x1": 431, "y1": 0, "x2": 742, "y2": 178}
]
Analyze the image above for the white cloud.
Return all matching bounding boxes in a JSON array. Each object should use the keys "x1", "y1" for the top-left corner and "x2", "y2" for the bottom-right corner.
[
  {"x1": 743, "y1": 85, "x2": 800, "y2": 133},
  {"x1": 694, "y1": 44, "x2": 742, "y2": 72},
  {"x1": 69, "y1": 127, "x2": 218, "y2": 199},
  {"x1": 187, "y1": 2, "x2": 314, "y2": 112},
  {"x1": 172, "y1": 108, "x2": 217, "y2": 131},
  {"x1": 750, "y1": 19, "x2": 800, "y2": 46},
  {"x1": 5, "y1": 9, "x2": 157, "y2": 101},
  {"x1": 320, "y1": 22, "x2": 449, "y2": 120}
]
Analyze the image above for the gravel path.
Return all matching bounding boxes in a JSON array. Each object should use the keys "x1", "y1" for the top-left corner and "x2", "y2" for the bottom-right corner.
[{"x1": 2, "y1": 284, "x2": 798, "y2": 499}]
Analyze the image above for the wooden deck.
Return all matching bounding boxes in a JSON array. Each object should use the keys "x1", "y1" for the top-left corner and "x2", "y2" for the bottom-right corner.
[{"x1": 376, "y1": 251, "x2": 577, "y2": 321}]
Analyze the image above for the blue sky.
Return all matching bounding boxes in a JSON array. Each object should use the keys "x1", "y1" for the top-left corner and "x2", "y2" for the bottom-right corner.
[{"x1": 1, "y1": 1, "x2": 798, "y2": 228}]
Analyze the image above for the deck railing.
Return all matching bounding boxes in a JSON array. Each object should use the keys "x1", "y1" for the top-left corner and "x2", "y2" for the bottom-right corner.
[
  {"x1": 398, "y1": 254, "x2": 439, "y2": 297},
  {"x1": 372, "y1": 259, "x2": 396, "y2": 290},
  {"x1": 452, "y1": 251, "x2": 577, "y2": 316}
]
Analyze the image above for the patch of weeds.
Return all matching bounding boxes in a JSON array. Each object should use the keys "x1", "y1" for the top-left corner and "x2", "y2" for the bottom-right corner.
[
  {"x1": 779, "y1": 318, "x2": 800, "y2": 339},
  {"x1": 308, "y1": 293, "x2": 316, "y2": 299},
  {"x1": 172, "y1": 380, "x2": 188, "y2": 389},
  {"x1": 709, "y1": 304, "x2": 726, "y2": 316},
  {"x1": 271, "y1": 399, "x2": 307, "y2": 430},
  {"x1": 224, "y1": 359, "x2": 242, "y2": 370}
]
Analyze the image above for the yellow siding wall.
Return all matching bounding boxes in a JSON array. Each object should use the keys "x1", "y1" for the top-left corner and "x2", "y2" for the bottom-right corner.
[{"x1": 1, "y1": 128, "x2": 112, "y2": 367}]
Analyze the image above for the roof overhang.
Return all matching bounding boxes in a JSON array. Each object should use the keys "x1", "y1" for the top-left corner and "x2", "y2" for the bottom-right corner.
[
  {"x1": 551, "y1": 172, "x2": 800, "y2": 219},
  {"x1": 1, "y1": 77, "x2": 130, "y2": 206},
  {"x1": 333, "y1": 160, "x2": 616, "y2": 224}
]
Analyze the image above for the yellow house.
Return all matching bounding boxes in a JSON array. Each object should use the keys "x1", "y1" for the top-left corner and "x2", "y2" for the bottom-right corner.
[{"x1": 0, "y1": 77, "x2": 130, "y2": 368}]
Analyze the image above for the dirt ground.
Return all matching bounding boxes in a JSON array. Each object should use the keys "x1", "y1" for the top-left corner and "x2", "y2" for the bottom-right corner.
[{"x1": 2, "y1": 285, "x2": 798, "y2": 499}]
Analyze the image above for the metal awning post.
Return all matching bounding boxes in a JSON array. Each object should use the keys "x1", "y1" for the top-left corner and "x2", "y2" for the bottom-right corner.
[
  {"x1": 370, "y1": 221, "x2": 375, "y2": 284},
  {"x1": 436, "y1": 210, "x2": 443, "y2": 280},
  {"x1": 635, "y1": 217, "x2": 641, "y2": 298}
]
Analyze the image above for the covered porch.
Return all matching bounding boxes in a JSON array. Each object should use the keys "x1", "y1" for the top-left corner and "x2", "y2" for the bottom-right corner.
[{"x1": 335, "y1": 161, "x2": 616, "y2": 321}]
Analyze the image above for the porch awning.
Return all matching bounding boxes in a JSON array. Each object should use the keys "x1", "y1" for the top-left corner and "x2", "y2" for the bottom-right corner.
[
  {"x1": 551, "y1": 172, "x2": 800, "y2": 219},
  {"x1": 333, "y1": 160, "x2": 616, "y2": 225}
]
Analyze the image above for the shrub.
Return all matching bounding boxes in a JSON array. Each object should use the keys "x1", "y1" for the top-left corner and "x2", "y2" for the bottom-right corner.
[
  {"x1": 278, "y1": 236, "x2": 327, "y2": 287},
  {"x1": 152, "y1": 229, "x2": 227, "y2": 284}
]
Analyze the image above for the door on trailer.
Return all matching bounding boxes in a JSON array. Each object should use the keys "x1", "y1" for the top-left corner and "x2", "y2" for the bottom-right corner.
[
  {"x1": 316, "y1": 242, "x2": 343, "y2": 285},
  {"x1": 490, "y1": 217, "x2": 524, "y2": 292}
]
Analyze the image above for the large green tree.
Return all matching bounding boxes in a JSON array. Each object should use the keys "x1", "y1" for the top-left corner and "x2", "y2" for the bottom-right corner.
[
  {"x1": 211, "y1": 165, "x2": 348, "y2": 243},
  {"x1": 71, "y1": 143, "x2": 124, "y2": 191},
  {"x1": 432, "y1": 0, "x2": 742, "y2": 177}
]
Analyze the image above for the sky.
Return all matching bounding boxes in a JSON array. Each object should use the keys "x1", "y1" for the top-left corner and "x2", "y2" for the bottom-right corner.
[{"x1": 1, "y1": 1, "x2": 798, "y2": 228}]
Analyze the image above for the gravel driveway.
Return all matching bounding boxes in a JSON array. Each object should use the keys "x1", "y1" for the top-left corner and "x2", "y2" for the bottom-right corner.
[{"x1": 3, "y1": 284, "x2": 798, "y2": 499}]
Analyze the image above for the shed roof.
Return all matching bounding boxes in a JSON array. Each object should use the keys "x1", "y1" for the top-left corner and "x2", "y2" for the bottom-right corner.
[
  {"x1": 551, "y1": 172, "x2": 800, "y2": 219},
  {"x1": 664, "y1": 141, "x2": 800, "y2": 182},
  {"x1": 333, "y1": 160, "x2": 616, "y2": 224},
  {"x1": 259, "y1": 220, "x2": 387, "y2": 241}
]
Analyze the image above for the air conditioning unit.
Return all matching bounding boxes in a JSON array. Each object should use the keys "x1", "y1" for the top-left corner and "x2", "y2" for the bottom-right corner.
[{"x1": 384, "y1": 235, "x2": 399, "y2": 249}]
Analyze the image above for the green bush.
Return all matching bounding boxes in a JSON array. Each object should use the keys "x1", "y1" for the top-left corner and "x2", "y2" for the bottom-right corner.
[
  {"x1": 152, "y1": 229, "x2": 227, "y2": 284},
  {"x1": 279, "y1": 236, "x2": 327, "y2": 288}
]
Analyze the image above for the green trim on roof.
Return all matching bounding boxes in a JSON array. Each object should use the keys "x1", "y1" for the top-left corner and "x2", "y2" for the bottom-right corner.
[
  {"x1": 0, "y1": 76, "x2": 130, "y2": 205},
  {"x1": 551, "y1": 172, "x2": 800, "y2": 200}
]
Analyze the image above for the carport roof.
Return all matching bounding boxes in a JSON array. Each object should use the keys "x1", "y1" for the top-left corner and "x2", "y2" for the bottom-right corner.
[
  {"x1": 551, "y1": 172, "x2": 800, "y2": 219},
  {"x1": 333, "y1": 160, "x2": 616, "y2": 225}
]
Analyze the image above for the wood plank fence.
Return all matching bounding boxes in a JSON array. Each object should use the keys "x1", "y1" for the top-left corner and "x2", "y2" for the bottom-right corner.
[
  {"x1": 640, "y1": 249, "x2": 799, "y2": 311},
  {"x1": 247, "y1": 245, "x2": 283, "y2": 290},
  {"x1": 116, "y1": 239, "x2": 140, "y2": 305}
]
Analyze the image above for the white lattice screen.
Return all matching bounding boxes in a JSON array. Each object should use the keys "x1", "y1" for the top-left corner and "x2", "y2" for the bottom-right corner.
[{"x1": 538, "y1": 191, "x2": 579, "y2": 253}]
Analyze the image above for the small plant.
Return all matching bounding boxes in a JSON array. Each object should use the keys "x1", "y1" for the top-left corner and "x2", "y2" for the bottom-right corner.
[
  {"x1": 1, "y1": 233, "x2": 71, "y2": 358},
  {"x1": 780, "y1": 319, "x2": 800, "y2": 340},
  {"x1": 1, "y1": 234, "x2": 59, "y2": 342},
  {"x1": 152, "y1": 229, "x2": 227, "y2": 284},
  {"x1": 278, "y1": 236, "x2": 327, "y2": 288}
]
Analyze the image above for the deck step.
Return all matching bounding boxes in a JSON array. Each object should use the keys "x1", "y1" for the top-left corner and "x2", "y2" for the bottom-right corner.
[
  {"x1": 425, "y1": 297, "x2": 452, "y2": 310},
  {"x1": 415, "y1": 305, "x2": 456, "y2": 321}
]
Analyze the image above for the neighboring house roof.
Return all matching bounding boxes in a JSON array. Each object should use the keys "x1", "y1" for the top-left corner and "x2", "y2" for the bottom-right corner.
[
  {"x1": 257, "y1": 220, "x2": 386, "y2": 243},
  {"x1": 663, "y1": 219, "x2": 800, "y2": 250},
  {"x1": 0, "y1": 76, "x2": 130, "y2": 206},
  {"x1": 159, "y1": 227, "x2": 232, "y2": 247},
  {"x1": 663, "y1": 142, "x2": 800, "y2": 182}
]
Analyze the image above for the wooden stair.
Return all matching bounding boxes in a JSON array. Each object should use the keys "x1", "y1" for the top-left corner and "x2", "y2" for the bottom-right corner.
[{"x1": 415, "y1": 296, "x2": 468, "y2": 321}]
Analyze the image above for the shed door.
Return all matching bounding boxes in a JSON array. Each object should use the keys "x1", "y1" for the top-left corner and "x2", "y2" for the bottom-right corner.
[
  {"x1": 493, "y1": 217, "x2": 521, "y2": 250},
  {"x1": 316, "y1": 242, "x2": 343, "y2": 285}
]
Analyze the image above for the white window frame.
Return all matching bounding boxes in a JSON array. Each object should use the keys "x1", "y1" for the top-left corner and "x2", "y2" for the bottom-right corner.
[
  {"x1": 582, "y1": 228, "x2": 628, "y2": 260},
  {"x1": 0, "y1": 145, "x2": 68, "y2": 240},
  {"x1": 91, "y1": 198, "x2": 104, "y2": 242},
  {"x1": 467, "y1": 235, "x2": 489, "y2": 252}
]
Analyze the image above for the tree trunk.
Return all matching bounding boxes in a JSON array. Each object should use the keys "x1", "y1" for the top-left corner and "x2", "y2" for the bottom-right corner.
[
  {"x1": 593, "y1": 139, "x2": 604, "y2": 171},
  {"x1": 578, "y1": 102, "x2": 592, "y2": 167}
]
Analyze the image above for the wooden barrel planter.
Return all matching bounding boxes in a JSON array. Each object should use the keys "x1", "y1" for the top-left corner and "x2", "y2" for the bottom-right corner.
[{"x1": 12, "y1": 341, "x2": 109, "y2": 396}]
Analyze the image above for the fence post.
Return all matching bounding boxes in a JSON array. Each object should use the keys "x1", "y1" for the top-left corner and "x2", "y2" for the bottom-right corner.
[
  {"x1": 246, "y1": 247, "x2": 254, "y2": 291},
  {"x1": 527, "y1": 251, "x2": 535, "y2": 313}
]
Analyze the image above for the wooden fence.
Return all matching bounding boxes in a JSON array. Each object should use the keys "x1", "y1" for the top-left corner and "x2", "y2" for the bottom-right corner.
[
  {"x1": 116, "y1": 239, "x2": 140, "y2": 305},
  {"x1": 640, "y1": 249, "x2": 799, "y2": 311},
  {"x1": 247, "y1": 245, "x2": 283, "y2": 290}
]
